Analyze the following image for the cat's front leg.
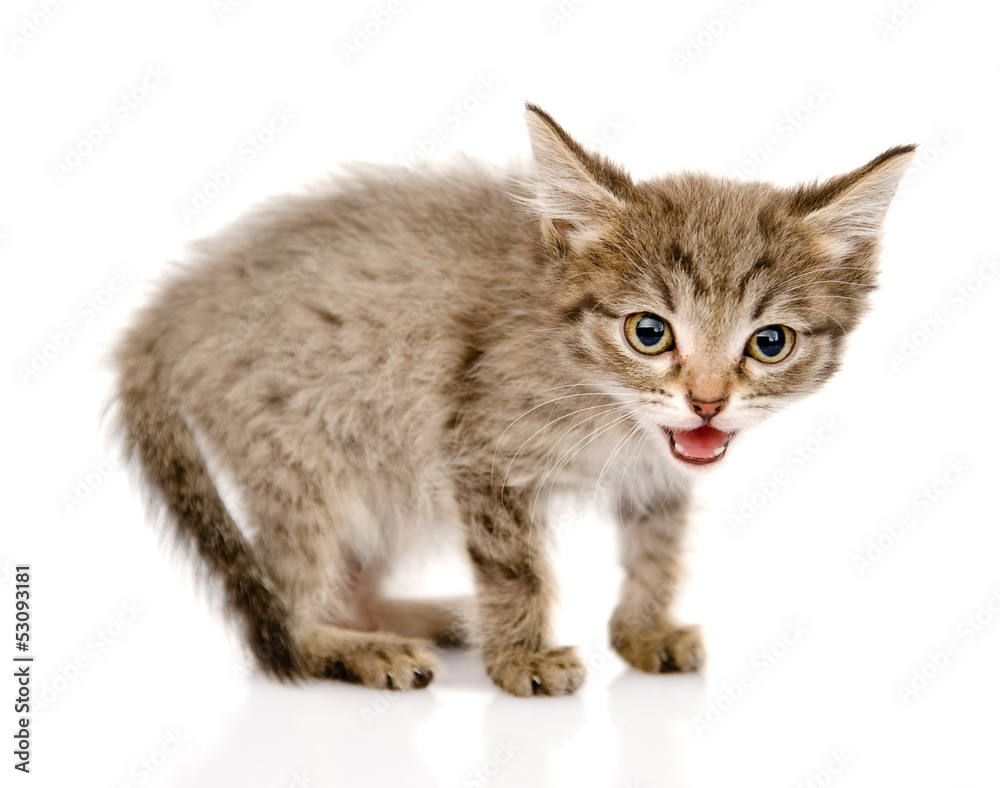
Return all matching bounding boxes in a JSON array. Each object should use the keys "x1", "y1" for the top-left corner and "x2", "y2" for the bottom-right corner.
[
  {"x1": 464, "y1": 486, "x2": 585, "y2": 697},
  {"x1": 610, "y1": 494, "x2": 705, "y2": 674}
]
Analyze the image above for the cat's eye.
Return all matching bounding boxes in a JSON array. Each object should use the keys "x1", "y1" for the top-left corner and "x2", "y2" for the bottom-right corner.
[
  {"x1": 624, "y1": 313, "x2": 675, "y2": 355},
  {"x1": 745, "y1": 325, "x2": 796, "y2": 363}
]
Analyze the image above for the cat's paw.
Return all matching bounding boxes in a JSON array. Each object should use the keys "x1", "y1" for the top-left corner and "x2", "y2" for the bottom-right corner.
[
  {"x1": 611, "y1": 623, "x2": 705, "y2": 674},
  {"x1": 486, "y1": 646, "x2": 586, "y2": 697},
  {"x1": 313, "y1": 635, "x2": 439, "y2": 690}
]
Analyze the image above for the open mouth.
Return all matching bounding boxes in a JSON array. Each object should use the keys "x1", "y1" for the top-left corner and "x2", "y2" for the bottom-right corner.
[{"x1": 662, "y1": 425, "x2": 735, "y2": 466}]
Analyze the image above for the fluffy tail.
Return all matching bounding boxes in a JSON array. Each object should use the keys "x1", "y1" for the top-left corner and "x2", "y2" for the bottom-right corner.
[{"x1": 114, "y1": 332, "x2": 299, "y2": 679}]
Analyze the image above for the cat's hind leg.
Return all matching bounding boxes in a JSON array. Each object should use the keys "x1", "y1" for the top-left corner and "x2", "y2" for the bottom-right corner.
[
  {"x1": 367, "y1": 596, "x2": 474, "y2": 649},
  {"x1": 265, "y1": 564, "x2": 442, "y2": 690},
  {"x1": 291, "y1": 562, "x2": 440, "y2": 690},
  {"x1": 243, "y1": 485, "x2": 440, "y2": 690},
  {"x1": 295, "y1": 624, "x2": 438, "y2": 690}
]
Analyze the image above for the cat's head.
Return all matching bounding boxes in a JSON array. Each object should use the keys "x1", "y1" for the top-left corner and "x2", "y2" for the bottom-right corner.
[{"x1": 523, "y1": 103, "x2": 914, "y2": 471}]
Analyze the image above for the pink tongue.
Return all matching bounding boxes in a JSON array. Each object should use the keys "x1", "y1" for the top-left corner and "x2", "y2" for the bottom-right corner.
[{"x1": 673, "y1": 425, "x2": 730, "y2": 459}]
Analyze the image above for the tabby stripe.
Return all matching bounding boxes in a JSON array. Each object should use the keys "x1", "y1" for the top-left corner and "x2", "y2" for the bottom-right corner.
[{"x1": 562, "y1": 293, "x2": 616, "y2": 322}]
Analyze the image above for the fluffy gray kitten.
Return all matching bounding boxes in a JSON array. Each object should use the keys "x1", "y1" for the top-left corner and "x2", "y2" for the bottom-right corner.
[{"x1": 113, "y1": 104, "x2": 913, "y2": 696}]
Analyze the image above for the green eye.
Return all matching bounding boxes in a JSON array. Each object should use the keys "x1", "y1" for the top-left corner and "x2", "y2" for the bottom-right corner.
[
  {"x1": 625, "y1": 313, "x2": 675, "y2": 355},
  {"x1": 746, "y1": 324, "x2": 795, "y2": 363}
]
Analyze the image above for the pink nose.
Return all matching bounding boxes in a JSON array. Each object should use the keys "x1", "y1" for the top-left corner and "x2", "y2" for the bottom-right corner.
[{"x1": 690, "y1": 398, "x2": 726, "y2": 420}]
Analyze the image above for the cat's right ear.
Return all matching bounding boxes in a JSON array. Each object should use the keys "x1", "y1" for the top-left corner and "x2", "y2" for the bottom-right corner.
[
  {"x1": 523, "y1": 103, "x2": 633, "y2": 249},
  {"x1": 791, "y1": 144, "x2": 917, "y2": 264}
]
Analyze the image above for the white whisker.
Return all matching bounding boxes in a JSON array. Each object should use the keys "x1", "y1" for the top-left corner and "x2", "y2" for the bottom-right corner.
[{"x1": 526, "y1": 411, "x2": 636, "y2": 562}]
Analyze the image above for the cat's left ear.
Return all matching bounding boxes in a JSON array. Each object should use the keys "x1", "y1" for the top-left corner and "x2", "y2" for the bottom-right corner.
[
  {"x1": 523, "y1": 103, "x2": 634, "y2": 248},
  {"x1": 793, "y1": 145, "x2": 916, "y2": 262}
]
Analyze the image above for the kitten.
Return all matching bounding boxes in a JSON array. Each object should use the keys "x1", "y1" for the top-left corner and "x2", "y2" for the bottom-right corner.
[{"x1": 113, "y1": 103, "x2": 913, "y2": 696}]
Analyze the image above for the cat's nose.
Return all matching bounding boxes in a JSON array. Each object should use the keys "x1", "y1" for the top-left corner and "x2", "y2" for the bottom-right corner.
[{"x1": 689, "y1": 398, "x2": 726, "y2": 420}]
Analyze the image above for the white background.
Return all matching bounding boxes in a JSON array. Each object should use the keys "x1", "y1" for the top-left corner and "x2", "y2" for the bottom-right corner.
[{"x1": 4, "y1": 0, "x2": 1000, "y2": 786}]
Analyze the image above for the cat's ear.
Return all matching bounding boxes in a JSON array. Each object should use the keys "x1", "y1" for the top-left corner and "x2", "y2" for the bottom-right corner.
[
  {"x1": 523, "y1": 103, "x2": 633, "y2": 248},
  {"x1": 793, "y1": 145, "x2": 916, "y2": 262}
]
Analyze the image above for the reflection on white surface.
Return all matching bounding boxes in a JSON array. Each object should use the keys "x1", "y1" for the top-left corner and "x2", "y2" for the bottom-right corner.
[
  {"x1": 7, "y1": 0, "x2": 1000, "y2": 784},
  {"x1": 136, "y1": 649, "x2": 711, "y2": 787}
]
